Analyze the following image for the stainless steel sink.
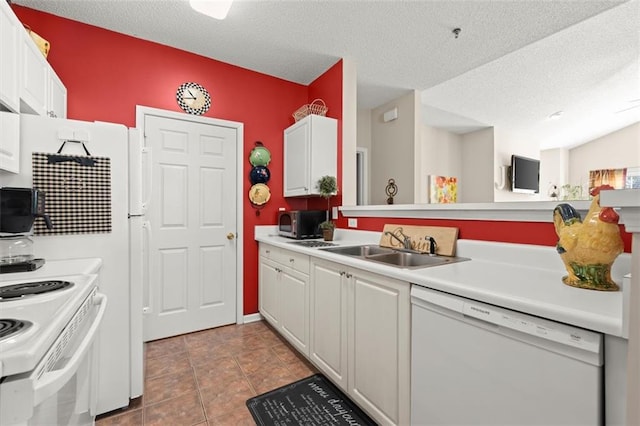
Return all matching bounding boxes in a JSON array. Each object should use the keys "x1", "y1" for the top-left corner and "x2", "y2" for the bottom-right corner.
[
  {"x1": 366, "y1": 252, "x2": 468, "y2": 269},
  {"x1": 321, "y1": 244, "x2": 469, "y2": 269},
  {"x1": 321, "y1": 244, "x2": 395, "y2": 257}
]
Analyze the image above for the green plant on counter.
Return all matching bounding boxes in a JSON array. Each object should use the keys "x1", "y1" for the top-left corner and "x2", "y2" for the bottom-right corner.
[
  {"x1": 317, "y1": 175, "x2": 338, "y2": 230},
  {"x1": 319, "y1": 220, "x2": 336, "y2": 230}
]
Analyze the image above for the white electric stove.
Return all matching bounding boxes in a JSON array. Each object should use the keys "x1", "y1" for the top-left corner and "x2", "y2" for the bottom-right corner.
[
  {"x1": 0, "y1": 274, "x2": 98, "y2": 376},
  {"x1": 0, "y1": 266, "x2": 106, "y2": 425}
]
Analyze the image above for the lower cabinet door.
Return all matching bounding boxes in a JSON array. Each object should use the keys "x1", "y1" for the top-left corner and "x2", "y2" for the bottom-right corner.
[
  {"x1": 258, "y1": 258, "x2": 279, "y2": 327},
  {"x1": 279, "y1": 267, "x2": 309, "y2": 356},
  {"x1": 309, "y1": 259, "x2": 348, "y2": 391},
  {"x1": 348, "y1": 269, "x2": 411, "y2": 426}
]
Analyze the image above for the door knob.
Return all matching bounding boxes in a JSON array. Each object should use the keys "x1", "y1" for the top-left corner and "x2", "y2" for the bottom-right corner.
[{"x1": 227, "y1": 232, "x2": 235, "y2": 240}]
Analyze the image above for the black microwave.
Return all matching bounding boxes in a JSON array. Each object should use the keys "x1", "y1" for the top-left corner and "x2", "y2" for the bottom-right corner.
[{"x1": 278, "y1": 210, "x2": 326, "y2": 239}]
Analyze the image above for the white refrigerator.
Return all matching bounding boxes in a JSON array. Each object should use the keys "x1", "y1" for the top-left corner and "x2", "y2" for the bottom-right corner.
[{"x1": 1, "y1": 114, "x2": 144, "y2": 414}]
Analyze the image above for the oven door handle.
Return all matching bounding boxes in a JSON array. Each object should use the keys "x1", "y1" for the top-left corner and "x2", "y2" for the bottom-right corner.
[{"x1": 33, "y1": 293, "x2": 108, "y2": 405}]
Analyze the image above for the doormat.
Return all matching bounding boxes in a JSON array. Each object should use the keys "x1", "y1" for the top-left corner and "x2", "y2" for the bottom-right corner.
[{"x1": 246, "y1": 373, "x2": 377, "y2": 426}]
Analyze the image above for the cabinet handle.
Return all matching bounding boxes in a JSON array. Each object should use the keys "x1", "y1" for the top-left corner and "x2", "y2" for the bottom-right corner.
[
  {"x1": 266, "y1": 250, "x2": 270, "y2": 254},
  {"x1": 345, "y1": 273, "x2": 352, "y2": 279},
  {"x1": 289, "y1": 258, "x2": 294, "y2": 263},
  {"x1": 340, "y1": 271, "x2": 345, "y2": 276}
]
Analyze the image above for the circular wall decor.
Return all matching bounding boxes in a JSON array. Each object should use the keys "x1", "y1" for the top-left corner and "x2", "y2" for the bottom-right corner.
[
  {"x1": 249, "y1": 142, "x2": 271, "y2": 166},
  {"x1": 249, "y1": 166, "x2": 271, "y2": 184},
  {"x1": 176, "y1": 82, "x2": 211, "y2": 115},
  {"x1": 248, "y1": 183, "x2": 271, "y2": 206}
]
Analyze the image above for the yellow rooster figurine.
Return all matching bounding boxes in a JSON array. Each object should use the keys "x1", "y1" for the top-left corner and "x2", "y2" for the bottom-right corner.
[{"x1": 553, "y1": 185, "x2": 623, "y2": 291}]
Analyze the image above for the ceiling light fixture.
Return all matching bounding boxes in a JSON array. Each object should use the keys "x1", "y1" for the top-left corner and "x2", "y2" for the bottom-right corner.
[{"x1": 189, "y1": 0, "x2": 233, "y2": 20}]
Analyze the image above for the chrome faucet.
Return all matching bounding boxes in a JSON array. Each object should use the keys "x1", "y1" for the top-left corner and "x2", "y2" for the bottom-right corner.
[{"x1": 385, "y1": 229, "x2": 412, "y2": 250}]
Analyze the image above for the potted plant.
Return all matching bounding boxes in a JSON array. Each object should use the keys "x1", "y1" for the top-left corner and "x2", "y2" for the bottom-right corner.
[{"x1": 317, "y1": 175, "x2": 338, "y2": 241}]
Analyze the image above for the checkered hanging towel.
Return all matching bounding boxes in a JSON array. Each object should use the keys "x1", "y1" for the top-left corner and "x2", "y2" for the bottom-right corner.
[{"x1": 32, "y1": 148, "x2": 112, "y2": 235}]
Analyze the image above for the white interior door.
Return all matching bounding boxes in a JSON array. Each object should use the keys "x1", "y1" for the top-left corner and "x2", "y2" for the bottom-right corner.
[{"x1": 143, "y1": 113, "x2": 238, "y2": 341}]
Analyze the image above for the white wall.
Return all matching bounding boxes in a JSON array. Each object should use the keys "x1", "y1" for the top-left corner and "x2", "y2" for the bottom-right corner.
[
  {"x1": 341, "y1": 58, "x2": 358, "y2": 206},
  {"x1": 540, "y1": 148, "x2": 569, "y2": 200},
  {"x1": 419, "y1": 125, "x2": 462, "y2": 203},
  {"x1": 357, "y1": 108, "x2": 372, "y2": 204},
  {"x1": 357, "y1": 111, "x2": 637, "y2": 206},
  {"x1": 461, "y1": 127, "x2": 494, "y2": 203},
  {"x1": 370, "y1": 91, "x2": 418, "y2": 205},
  {"x1": 493, "y1": 127, "x2": 542, "y2": 202},
  {"x1": 569, "y1": 122, "x2": 640, "y2": 193}
]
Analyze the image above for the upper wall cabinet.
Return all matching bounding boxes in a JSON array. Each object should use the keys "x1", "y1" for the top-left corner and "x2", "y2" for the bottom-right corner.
[
  {"x1": 0, "y1": 111, "x2": 20, "y2": 173},
  {"x1": 0, "y1": 0, "x2": 21, "y2": 112},
  {"x1": 19, "y1": 28, "x2": 67, "y2": 119},
  {"x1": 284, "y1": 114, "x2": 337, "y2": 197},
  {"x1": 48, "y1": 69, "x2": 67, "y2": 119}
]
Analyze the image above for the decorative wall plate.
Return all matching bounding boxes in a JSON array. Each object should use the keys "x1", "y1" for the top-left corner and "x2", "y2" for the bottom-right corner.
[
  {"x1": 249, "y1": 166, "x2": 271, "y2": 184},
  {"x1": 249, "y1": 183, "x2": 271, "y2": 206},
  {"x1": 249, "y1": 143, "x2": 271, "y2": 166}
]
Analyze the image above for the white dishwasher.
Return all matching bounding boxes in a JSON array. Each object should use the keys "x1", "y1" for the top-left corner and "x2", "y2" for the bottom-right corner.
[{"x1": 411, "y1": 285, "x2": 604, "y2": 426}]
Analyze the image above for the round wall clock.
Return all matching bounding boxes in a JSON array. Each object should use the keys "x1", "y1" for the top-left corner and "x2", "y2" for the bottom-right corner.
[{"x1": 176, "y1": 82, "x2": 211, "y2": 115}]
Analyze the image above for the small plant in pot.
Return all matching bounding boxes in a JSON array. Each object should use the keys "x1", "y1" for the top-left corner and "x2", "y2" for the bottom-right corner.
[{"x1": 317, "y1": 175, "x2": 338, "y2": 241}]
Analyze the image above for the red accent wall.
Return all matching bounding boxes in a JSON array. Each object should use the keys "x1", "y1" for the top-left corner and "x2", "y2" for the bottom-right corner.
[
  {"x1": 242, "y1": 61, "x2": 344, "y2": 314},
  {"x1": 12, "y1": 6, "x2": 342, "y2": 315},
  {"x1": 12, "y1": 7, "x2": 631, "y2": 318}
]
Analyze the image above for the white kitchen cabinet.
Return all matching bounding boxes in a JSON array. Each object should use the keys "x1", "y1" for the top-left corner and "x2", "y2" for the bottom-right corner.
[
  {"x1": 0, "y1": 111, "x2": 20, "y2": 173},
  {"x1": 20, "y1": 30, "x2": 47, "y2": 115},
  {"x1": 48, "y1": 70, "x2": 67, "y2": 119},
  {"x1": 283, "y1": 114, "x2": 337, "y2": 197},
  {"x1": 309, "y1": 258, "x2": 411, "y2": 426},
  {"x1": 259, "y1": 257, "x2": 280, "y2": 327},
  {"x1": 348, "y1": 268, "x2": 410, "y2": 426},
  {"x1": 19, "y1": 27, "x2": 66, "y2": 118},
  {"x1": 605, "y1": 335, "x2": 628, "y2": 425},
  {"x1": 0, "y1": 0, "x2": 21, "y2": 112},
  {"x1": 309, "y1": 258, "x2": 349, "y2": 390},
  {"x1": 259, "y1": 244, "x2": 310, "y2": 355}
]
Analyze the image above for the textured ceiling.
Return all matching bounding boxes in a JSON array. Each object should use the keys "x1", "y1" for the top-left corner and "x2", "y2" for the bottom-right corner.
[{"x1": 13, "y1": 0, "x2": 640, "y2": 149}]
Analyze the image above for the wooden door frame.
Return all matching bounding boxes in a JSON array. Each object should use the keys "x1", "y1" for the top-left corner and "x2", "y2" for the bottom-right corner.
[{"x1": 135, "y1": 105, "x2": 244, "y2": 325}]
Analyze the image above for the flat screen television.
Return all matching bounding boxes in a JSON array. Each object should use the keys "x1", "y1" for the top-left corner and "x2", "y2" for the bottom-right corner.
[{"x1": 510, "y1": 155, "x2": 540, "y2": 194}]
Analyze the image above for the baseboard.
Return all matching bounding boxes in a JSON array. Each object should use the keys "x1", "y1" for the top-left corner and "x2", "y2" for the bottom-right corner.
[{"x1": 243, "y1": 313, "x2": 263, "y2": 324}]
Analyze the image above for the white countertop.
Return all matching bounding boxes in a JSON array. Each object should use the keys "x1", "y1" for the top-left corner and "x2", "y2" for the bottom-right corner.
[{"x1": 255, "y1": 227, "x2": 631, "y2": 336}]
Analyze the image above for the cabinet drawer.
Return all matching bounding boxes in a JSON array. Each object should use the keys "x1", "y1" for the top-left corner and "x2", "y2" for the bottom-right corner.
[
  {"x1": 279, "y1": 249, "x2": 310, "y2": 275},
  {"x1": 259, "y1": 244, "x2": 279, "y2": 260},
  {"x1": 259, "y1": 244, "x2": 309, "y2": 275}
]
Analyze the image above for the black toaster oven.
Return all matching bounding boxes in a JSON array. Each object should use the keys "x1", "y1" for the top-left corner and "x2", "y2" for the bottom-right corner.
[{"x1": 277, "y1": 210, "x2": 327, "y2": 239}]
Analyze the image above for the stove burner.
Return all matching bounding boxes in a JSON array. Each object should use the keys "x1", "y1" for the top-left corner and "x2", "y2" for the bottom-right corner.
[
  {"x1": 0, "y1": 280, "x2": 74, "y2": 300},
  {"x1": 288, "y1": 240, "x2": 337, "y2": 248},
  {"x1": 0, "y1": 319, "x2": 32, "y2": 341}
]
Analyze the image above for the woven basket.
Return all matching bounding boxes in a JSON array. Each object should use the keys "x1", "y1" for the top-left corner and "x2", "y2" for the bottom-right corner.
[{"x1": 292, "y1": 99, "x2": 328, "y2": 122}]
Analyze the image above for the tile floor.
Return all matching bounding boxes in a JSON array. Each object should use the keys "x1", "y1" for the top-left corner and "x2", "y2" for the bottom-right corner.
[{"x1": 96, "y1": 320, "x2": 317, "y2": 426}]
